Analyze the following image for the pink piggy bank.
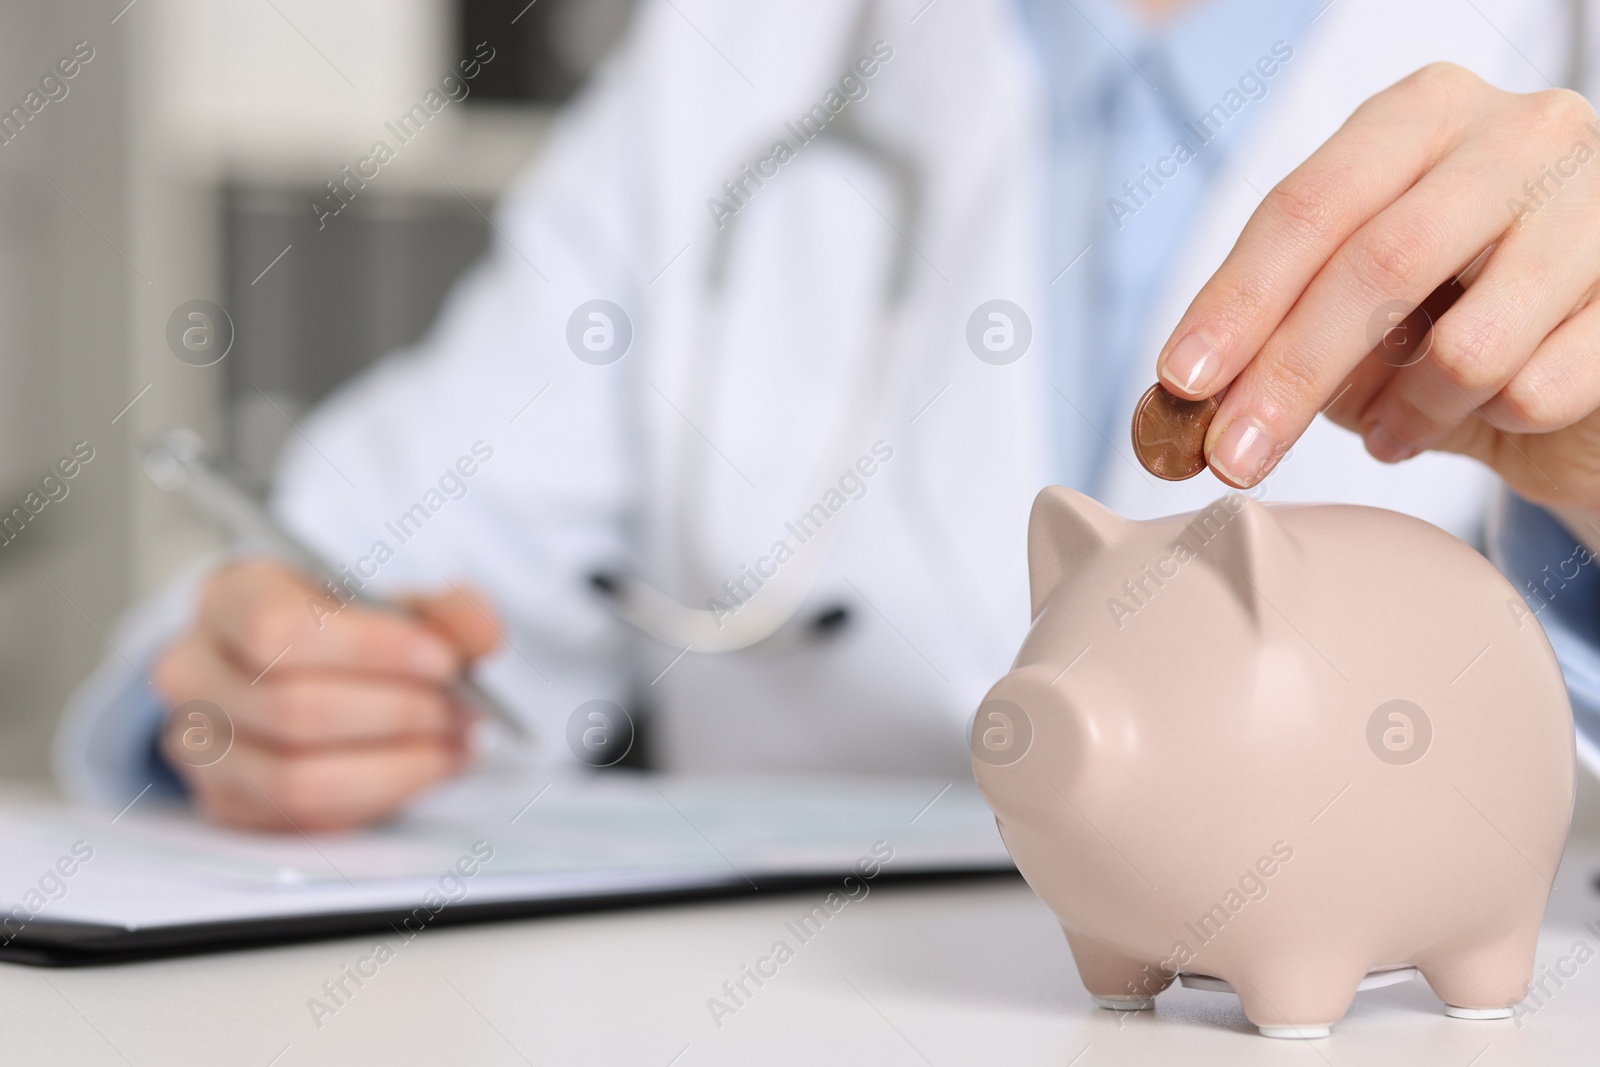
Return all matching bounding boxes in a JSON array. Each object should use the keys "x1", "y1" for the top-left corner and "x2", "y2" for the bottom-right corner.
[{"x1": 972, "y1": 487, "x2": 1574, "y2": 1038}]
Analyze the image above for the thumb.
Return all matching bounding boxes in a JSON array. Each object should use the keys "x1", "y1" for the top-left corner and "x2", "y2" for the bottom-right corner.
[{"x1": 401, "y1": 584, "x2": 501, "y2": 662}]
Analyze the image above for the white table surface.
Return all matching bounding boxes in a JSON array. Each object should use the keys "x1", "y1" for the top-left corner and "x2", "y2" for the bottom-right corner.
[{"x1": 4, "y1": 838, "x2": 1598, "y2": 1066}]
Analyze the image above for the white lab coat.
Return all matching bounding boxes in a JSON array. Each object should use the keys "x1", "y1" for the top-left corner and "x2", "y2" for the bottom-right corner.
[{"x1": 55, "y1": 0, "x2": 1589, "y2": 797}]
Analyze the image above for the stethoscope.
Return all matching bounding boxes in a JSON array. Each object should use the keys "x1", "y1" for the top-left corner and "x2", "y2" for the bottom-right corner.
[
  {"x1": 592, "y1": 5, "x2": 914, "y2": 653},
  {"x1": 590, "y1": 0, "x2": 1592, "y2": 655}
]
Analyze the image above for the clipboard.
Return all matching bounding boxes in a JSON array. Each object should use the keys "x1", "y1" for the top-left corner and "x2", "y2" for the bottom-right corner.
[{"x1": 0, "y1": 773, "x2": 1014, "y2": 967}]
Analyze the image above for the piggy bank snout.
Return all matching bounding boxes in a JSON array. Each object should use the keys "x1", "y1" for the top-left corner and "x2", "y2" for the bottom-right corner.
[{"x1": 970, "y1": 664, "x2": 1077, "y2": 794}]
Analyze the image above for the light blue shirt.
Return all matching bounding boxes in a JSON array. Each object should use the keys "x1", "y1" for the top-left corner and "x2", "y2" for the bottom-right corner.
[
  {"x1": 1020, "y1": 0, "x2": 1313, "y2": 492},
  {"x1": 1493, "y1": 496, "x2": 1600, "y2": 765}
]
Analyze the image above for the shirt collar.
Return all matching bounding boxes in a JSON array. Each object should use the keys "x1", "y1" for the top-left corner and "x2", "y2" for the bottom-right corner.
[{"x1": 1021, "y1": 0, "x2": 1315, "y2": 132}]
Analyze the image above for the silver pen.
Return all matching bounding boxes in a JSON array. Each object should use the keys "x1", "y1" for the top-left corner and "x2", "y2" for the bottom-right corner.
[{"x1": 144, "y1": 427, "x2": 536, "y2": 747}]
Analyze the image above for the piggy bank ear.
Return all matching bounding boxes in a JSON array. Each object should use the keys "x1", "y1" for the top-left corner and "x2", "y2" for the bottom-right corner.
[
  {"x1": 1183, "y1": 494, "x2": 1299, "y2": 629},
  {"x1": 1028, "y1": 487, "x2": 1124, "y2": 619}
]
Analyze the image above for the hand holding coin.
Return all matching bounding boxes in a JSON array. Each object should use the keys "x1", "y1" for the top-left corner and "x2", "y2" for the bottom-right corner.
[
  {"x1": 1133, "y1": 273, "x2": 1469, "y2": 482},
  {"x1": 1142, "y1": 66, "x2": 1600, "y2": 504}
]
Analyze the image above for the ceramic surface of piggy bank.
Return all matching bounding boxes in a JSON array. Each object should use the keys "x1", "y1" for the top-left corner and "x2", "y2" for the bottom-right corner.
[{"x1": 972, "y1": 488, "x2": 1574, "y2": 1038}]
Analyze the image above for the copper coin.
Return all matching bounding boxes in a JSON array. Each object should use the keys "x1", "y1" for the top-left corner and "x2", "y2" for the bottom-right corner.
[{"x1": 1131, "y1": 383, "x2": 1219, "y2": 481}]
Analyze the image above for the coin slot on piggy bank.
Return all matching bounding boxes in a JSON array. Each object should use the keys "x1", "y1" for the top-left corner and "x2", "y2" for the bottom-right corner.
[{"x1": 971, "y1": 485, "x2": 1575, "y2": 1038}]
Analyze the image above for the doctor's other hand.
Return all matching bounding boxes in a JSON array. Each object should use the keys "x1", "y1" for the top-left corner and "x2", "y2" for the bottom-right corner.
[
  {"x1": 152, "y1": 560, "x2": 500, "y2": 832},
  {"x1": 1156, "y1": 63, "x2": 1600, "y2": 512}
]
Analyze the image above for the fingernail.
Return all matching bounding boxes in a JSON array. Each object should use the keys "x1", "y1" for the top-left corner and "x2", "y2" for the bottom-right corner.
[
  {"x1": 1363, "y1": 422, "x2": 1414, "y2": 463},
  {"x1": 1210, "y1": 415, "x2": 1279, "y2": 487},
  {"x1": 1160, "y1": 333, "x2": 1220, "y2": 395}
]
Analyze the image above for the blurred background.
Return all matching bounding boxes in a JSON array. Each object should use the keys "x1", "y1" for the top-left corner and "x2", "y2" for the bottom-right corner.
[
  {"x1": 5, "y1": 0, "x2": 1599, "y2": 830},
  {"x1": 0, "y1": 0, "x2": 634, "y2": 783}
]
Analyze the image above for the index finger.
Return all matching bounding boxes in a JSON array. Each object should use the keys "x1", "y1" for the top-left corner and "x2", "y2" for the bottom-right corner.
[
  {"x1": 1154, "y1": 65, "x2": 1488, "y2": 399},
  {"x1": 202, "y1": 560, "x2": 460, "y2": 680}
]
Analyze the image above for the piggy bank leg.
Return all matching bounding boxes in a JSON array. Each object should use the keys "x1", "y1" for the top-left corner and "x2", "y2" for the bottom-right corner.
[
  {"x1": 1231, "y1": 959, "x2": 1366, "y2": 1039},
  {"x1": 1061, "y1": 926, "x2": 1171, "y2": 1011},
  {"x1": 1418, "y1": 924, "x2": 1538, "y2": 1021}
]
